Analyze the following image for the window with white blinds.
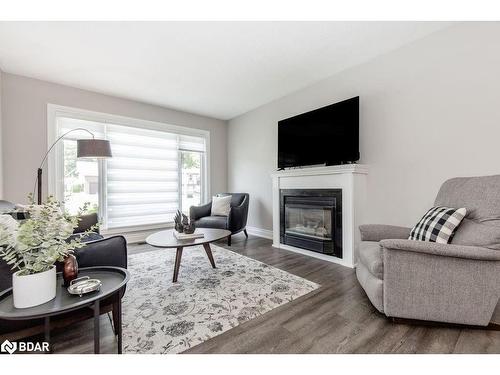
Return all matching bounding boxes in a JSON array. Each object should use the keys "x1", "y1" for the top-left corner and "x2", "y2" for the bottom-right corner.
[{"x1": 53, "y1": 110, "x2": 208, "y2": 230}]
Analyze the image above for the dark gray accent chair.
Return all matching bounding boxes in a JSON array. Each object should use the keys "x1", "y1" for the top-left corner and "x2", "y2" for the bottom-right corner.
[
  {"x1": 190, "y1": 193, "x2": 249, "y2": 246},
  {"x1": 357, "y1": 175, "x2": 500, "y2": 326}
]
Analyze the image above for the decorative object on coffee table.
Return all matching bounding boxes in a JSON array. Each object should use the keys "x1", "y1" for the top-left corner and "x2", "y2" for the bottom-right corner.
[
  {"x1": 146, "y1": 228, "x2": 231, "y2": 282},
  {"x1": 0, "y1": 197, "x2": 90, "y2": 308},
  {"x1": 183, "y1": 218, "x2": 196, "y2": 234},
  {"x1": 173, "y1": 230, "x2": 204, "y2": 240},
  {"x1": 12, "y1": 267, "x2": 57, "y2": 309},
  {"x1": 174, "y1": 210, "x2": 196, "y2": 234},
  {"x1": 174, "y1": 210, "x2": 184, "y2": 233},
  {"x1": 0, "y1": 266, "x2": 129, "y2": 354},
  {"x1": 67, "y1": 276, "x2": 102, "y2": 297},
  {"x1": 63, "y1": 254, "x2": 79, "y2": 287},
  {"x1": 182, "y1": 212, "x2": 189, "y2": 227}
]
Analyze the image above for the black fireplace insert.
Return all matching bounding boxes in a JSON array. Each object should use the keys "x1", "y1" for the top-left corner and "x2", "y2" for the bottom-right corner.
[{"x1": 280, "y1": 189, "x2": 342, "y2": 258}]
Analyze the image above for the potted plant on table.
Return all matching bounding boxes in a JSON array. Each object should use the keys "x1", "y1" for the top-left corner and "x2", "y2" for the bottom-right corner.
[{"x1": 0, "y1": 196, "x2": 86, "y2": 308}]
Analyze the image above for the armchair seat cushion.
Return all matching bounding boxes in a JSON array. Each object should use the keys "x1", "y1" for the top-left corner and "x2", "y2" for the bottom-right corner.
[
  {"x1": 358, "y1": 241, "x2": 384, "y2": 279},
  {"x1": 194, "y1": 216, "x2": 228, "y2": 230}
]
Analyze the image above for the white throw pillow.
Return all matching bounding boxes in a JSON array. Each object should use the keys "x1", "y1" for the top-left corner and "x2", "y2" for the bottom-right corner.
[{"x1": 211, "y1": 195, "x2": 232, "y2": 216}]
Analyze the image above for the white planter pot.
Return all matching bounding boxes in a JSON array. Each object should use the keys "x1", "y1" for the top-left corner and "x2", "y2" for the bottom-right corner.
[{"x1": 12, "y1": 266, "x2": 56, "y2": 308}]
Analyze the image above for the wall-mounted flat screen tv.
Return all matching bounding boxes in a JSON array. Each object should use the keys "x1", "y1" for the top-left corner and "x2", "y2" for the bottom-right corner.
[{"x1": 278, "y1": 96, "x2": 359, "y2": 169}]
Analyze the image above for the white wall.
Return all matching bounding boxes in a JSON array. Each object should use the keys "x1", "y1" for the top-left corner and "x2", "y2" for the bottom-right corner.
[
  {"x1": 228, "y1": 23, "x2": 500, "y2": 232},
  {"x1": 1, "y1": 73, "x2": 228, "y2": 204}
]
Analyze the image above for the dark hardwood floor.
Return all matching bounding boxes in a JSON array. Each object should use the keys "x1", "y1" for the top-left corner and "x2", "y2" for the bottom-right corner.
[{"x1": 45, "y1": 234, "x2": 500, "y2": 354}]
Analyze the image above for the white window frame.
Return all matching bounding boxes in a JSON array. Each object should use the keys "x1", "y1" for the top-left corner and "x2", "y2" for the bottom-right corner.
[{"x1": 47, "y1": 104, "x2": 210, "y2": 232}]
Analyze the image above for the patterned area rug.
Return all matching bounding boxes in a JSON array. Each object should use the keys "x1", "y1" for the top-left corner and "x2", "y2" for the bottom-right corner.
[{"x1": 122, "y1": 244, "x2": 320, "y2": 354}]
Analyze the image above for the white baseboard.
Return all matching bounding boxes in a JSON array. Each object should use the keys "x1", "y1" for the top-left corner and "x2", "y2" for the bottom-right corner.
[{"x1": 245, "y1": 226, "x2": 273, "y2": 240}]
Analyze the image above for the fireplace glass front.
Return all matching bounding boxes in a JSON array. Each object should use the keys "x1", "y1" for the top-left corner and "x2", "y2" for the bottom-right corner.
[
  {"x1": 280, "y1": 189, "x2": 342, "y2": 258},
  {"x1": 285, "y1": 204, "x2": 333, "y2": 241}
]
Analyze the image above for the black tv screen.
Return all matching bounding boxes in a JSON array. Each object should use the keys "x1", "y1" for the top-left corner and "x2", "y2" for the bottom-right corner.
[{"x1": 278, "y1": 96, "x2": 359, "y2": 169}]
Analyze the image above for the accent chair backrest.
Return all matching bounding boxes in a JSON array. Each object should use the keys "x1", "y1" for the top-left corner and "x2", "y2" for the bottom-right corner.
[
  {"x1": 434, "y1": 175, "x2": 500, "y2": 249},
  {"x1": 217, "y1": 193, "x2": 249, "y2": 208}
]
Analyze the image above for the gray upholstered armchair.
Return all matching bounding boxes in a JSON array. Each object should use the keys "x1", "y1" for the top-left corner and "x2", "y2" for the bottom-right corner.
[
  {"x1": 357, "y1": 175, "x2": 500, "y2": 327},
  {"x1": 190, "y1": 193, "x2": 249, "y2": 246}
]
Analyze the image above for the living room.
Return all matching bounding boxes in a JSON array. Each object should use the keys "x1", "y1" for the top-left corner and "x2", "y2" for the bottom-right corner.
[{"x1": 0, "y1": 1, "x2": 499, "y2": 373}]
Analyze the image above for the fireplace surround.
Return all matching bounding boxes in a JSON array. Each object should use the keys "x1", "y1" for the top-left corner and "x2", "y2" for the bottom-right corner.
[
  {"x1": 280, "y1": 189, "x2": 342, "y2": 257},
  {"x1": 271, "y1": 164, "x2": 368, "y2": 268}
]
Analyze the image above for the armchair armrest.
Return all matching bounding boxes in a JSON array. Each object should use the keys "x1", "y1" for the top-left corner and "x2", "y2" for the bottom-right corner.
[
  {"x1": 74, "y1": 235, "x2": 127, "y2": 269},
  {"x1": 359, "y1": 224, "x2": 412, "y2": 242},
  {"x1": 190, "y1": 201, "x2": 212, "y2": 221},
  {"x1": 381, "y1": 238, "x2": 500, "y2": 326},
  {"x1": 380, "y1": 239, "x2": 500, "y2": 261}
]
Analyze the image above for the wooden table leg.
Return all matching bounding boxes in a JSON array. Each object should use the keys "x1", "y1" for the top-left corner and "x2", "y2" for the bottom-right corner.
[
  {"x1": 94, "y1": 300, "x2": 100, "y2": 354},
  {"x1": 203, "y1": 243, "x2": 216, "y2": 268},
  {"x1": 173, "y1": 247, "x2": 183, "y2": 282}
]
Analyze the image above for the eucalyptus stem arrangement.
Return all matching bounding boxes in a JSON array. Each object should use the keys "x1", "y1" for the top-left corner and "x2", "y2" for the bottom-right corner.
[{"x1": 0, "y1": 195, "x2": 89, "y2": 276}]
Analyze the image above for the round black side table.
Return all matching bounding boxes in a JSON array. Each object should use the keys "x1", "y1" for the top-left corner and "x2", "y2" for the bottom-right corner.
[{"x1": 0, "y1": 266, "x2": 129, "y2": 354}]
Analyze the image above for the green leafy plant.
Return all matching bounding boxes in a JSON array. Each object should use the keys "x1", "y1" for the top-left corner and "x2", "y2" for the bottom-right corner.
[
  {"x1": 0, "y1": 195, "x2": 89, "y2": 276},
  {"x1": 78, "y1": 201, "x2": 98, "y2": 215},
  {"x1": 182, "y1": 152, "x2": 200, "y2": 169}
]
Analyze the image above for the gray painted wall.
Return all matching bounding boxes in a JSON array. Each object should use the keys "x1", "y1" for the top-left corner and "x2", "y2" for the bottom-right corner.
[
  {"x1": 228, "y1": 23, "x2": 500, "y2": 232},
  {"x1": 1, "y1": 73, "x2": 228, "y2": 203}
]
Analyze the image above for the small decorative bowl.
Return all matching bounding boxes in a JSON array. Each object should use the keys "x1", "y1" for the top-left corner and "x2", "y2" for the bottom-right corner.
[{"x1": 67, "y1": 276, "x2": 102, "y2": 297}]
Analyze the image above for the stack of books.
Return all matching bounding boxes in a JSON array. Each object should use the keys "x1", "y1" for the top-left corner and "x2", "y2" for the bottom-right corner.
[{"x1": 173, "y1": 231, "x2": 205, "y2": 240}]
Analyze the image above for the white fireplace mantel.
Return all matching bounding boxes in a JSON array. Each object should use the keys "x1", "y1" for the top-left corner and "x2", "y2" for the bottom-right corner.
[{"x1": 271, "y1": 164, "x2": 368, "y2": 268}]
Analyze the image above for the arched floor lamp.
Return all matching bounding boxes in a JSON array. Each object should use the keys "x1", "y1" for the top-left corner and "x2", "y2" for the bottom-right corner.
[{"x1": 34, "y1": 128, "x2": 112, "y2": 204}]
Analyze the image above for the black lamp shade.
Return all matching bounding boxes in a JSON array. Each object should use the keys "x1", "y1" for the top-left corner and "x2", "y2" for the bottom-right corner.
[{"x1": 77, "y1": 139, "x2": 112, "y2": 158}]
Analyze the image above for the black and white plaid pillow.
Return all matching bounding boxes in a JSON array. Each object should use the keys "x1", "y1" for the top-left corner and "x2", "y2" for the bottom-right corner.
[{"x1": 409, "y1": 206, "x2": 467, "y2": 243}]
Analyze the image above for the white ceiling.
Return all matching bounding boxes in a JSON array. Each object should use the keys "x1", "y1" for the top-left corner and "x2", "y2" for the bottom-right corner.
[{"x1": 0, "y1": 22, "x2": 452, "y2": 120}]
